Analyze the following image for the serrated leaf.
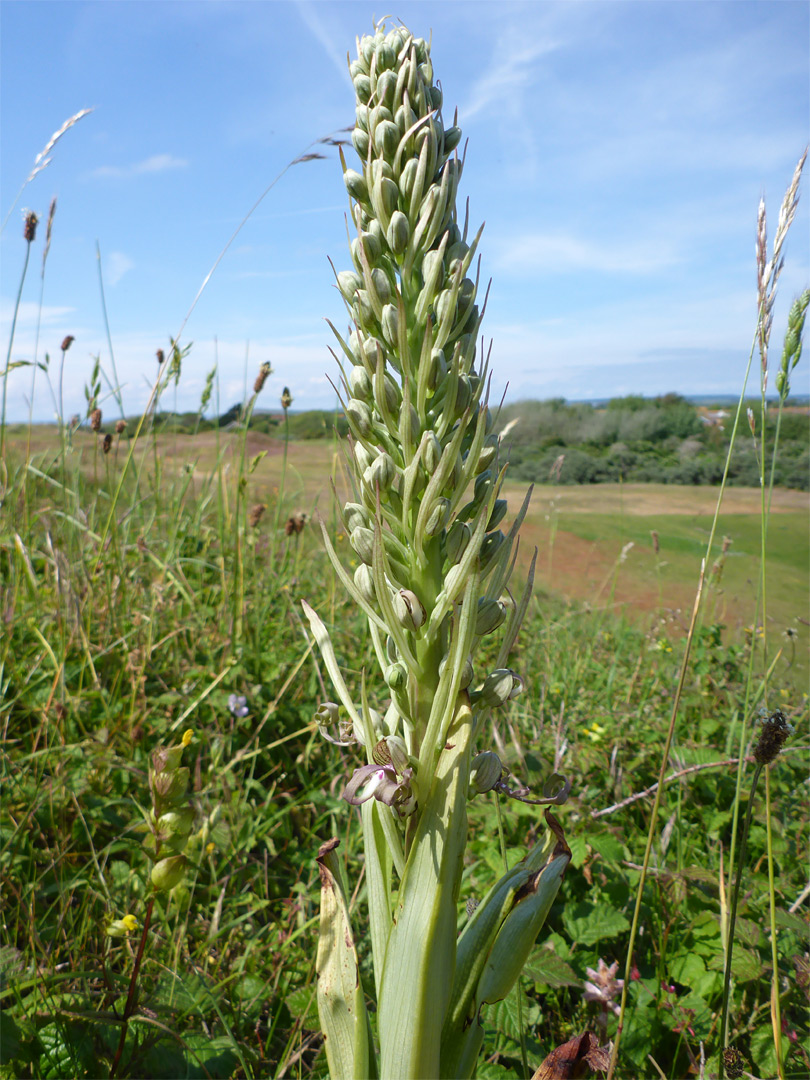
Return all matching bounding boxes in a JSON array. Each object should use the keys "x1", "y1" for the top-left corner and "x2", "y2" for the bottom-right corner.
[
  {"x1": 708, "y1": 947, "x2": 763, "y2": 983},
  {"x1": 568, "y1": 835, "x2": 588, "y2": 868},
  {"x1": 486, "y1": 988, "x2": 541, "y2": 1042},
  {"x1": 285, "y1": 985, "x2": 319, "y2": 1029},
  {"x1": 562, "y1": 902, "x2": 629, "y2": 947},
  {"x1": 588, "y1": 831, "x2": 624, "y2": 863},
  {"x1": 526, "y1": 948, "x2": 581, "y2": 989}
]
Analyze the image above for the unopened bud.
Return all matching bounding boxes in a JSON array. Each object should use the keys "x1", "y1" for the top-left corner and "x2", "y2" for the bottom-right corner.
[
  {"x1": 393, "y1": 589, "x2": 426, "y2": 631},
  {"x1": 350, "y1": 365, "x2": 373, "y2": 400},
  {"x1": 385, "y1": 662, "x2": 408, "y2": 691},
  {"x1": 346, "y1": 398, "x2": 373, "y2": 437},
  {"x1": 476, "y1": 598, "x2": 506, "y2": 636},
  {"x1": 387, "y1": 210, "x2": 410, "y2": 255},
  {"x1": 446, "y1": 520, "x2": 471, "y2": 564},
  {"x1": 424, "y1": 497, "x2": 450, "y2": 537},
  {"x1": 469, "y1": 751, "x2": 503, "y2": 795},
  {"x1": 366, "y1": 452, "x2": 396, "y2": 490},
  {"x1": 353, "y1": 563, "x2": 376, "y2": 602},
  {"x1": 151, "y1": 855, "x2": 187, "y2": 893},
  {"x1": 350, "y1": 526, "x2": 375, "y2": 565},
  {"x1": 480, "y1": 669, "x2": 523, "y2": 708}
]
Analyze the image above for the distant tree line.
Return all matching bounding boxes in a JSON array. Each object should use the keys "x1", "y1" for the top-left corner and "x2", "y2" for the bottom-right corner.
[
  {"x1": 142, "y1": 394, "x2": 807, "y2": 490},
  {"x1": 497, "y1": 395, "x2": 808, "y2": 490}
]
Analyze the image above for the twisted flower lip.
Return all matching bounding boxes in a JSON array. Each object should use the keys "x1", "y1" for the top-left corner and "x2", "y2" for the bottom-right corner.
[{"x1": 342, "y1": 762, "x2": 416, "y2": 815}]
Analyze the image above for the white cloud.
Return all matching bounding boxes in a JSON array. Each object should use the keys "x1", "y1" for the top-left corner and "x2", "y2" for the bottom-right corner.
[
  {"x1": 492, "y1": 231, "x2": 678, "y2": 275},
  {"x1": 105, "y1": 251, "x2": 134, "y2": 286},
  {"x1": 88, "y1": 153, "x2": 188, "y2": 179},
  {"x1": 294, "y1": 0, "x2": 353, "y2": 89}
]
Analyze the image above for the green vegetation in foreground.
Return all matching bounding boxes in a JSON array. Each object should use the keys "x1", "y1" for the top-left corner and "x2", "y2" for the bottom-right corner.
[{"x1": 1, "y1": 420, "x2": 808, "y2": 1079}]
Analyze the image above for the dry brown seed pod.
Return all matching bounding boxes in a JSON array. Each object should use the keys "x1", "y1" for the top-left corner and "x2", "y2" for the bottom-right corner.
[
  {"x1": 248, "y1": 503, "x2": 266, "y2": 528},
  {"x1": 24, "y1": 211, "x2": 38, "y2": 242},
  {"x1": 90, "y1": 408, "x2": 102, "y2": 432},
  {"x1": 254, "y1": 362, "x2": 272, "y2": 394},
  {"x1": 156, "y1": 348, "x2": 165, "y2": 364},
  {"x1": 61, "y1": 335, "x2": 74, "y2": 352},
  {"x1": 115, "y1": 419, "x2": 127, "y2": 434},
  {"x1": 102, "y1": 433, "x2": 112, "y2": 454}
]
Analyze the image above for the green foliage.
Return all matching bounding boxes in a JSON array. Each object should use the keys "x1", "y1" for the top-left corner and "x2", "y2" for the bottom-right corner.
[{"x1": 499, "y1": 395, "x2": 808, "y2": 489}]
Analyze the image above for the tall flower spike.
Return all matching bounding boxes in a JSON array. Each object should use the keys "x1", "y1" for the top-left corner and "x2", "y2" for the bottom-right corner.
[{"x1": 306, "y1": 21, "x2": 570, "y2": 1080}]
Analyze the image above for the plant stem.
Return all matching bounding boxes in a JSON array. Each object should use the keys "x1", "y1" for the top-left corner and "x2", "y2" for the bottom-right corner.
[
  {"x1": 1, "y1": 237, "x2": 33, "y2": 464},
  {"x1": 109, "y1": 894, "x2": 155, "y2": 1079},
  {"x1": 718, "y1": 761, "x2": 763, "y2": 1077}
]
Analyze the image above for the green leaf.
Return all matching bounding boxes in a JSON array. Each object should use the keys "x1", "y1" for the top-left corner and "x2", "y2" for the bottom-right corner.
[
  {"x1": 526, "y1": 947, "x2": 581, "y2": 989},
  {"x1": 0, "y1": 1011, "x2": 23, "y2": 1063},
  {"x1": 486, "y1": 989, "x2": 541, "y2": 1042},
  {"x1": 562, "y1": 902, "x2": 630, "y2": 947},
  {"x1": 588, "y1": 831, "x2": 625, "y2": 863}
]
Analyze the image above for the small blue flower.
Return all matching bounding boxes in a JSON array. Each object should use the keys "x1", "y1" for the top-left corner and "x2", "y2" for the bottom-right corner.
[{"x1": 228, "y1": 694, "x2": 249, "y2": 718}]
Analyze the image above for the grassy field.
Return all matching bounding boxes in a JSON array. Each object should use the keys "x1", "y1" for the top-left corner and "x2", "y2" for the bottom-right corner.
[{"x1": 1, "y1": 421, "x2": 808, "y2": 1079}]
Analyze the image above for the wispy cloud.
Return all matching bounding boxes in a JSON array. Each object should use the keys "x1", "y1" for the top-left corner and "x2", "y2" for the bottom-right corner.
[
  {"x1": 88, "y1": 153, "x2": 188, "y2": 179},
  {"x1": 492, "y1": 231, "x2": 678, "y2": 275},
  {"x1": 105, "y1": 251, "x2": 134, "y2": 286},
  {"x1": 462, "y1": 36, "x2": 560, "y2": 122},
  {"x1": 295, "y1": 0, "x2": 352, "y2": 89}
]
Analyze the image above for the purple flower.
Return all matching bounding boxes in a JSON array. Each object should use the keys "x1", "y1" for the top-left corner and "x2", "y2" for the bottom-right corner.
[
  {"x1": 228, "y1": 694, "x2": 249, "y2": 718},
  {"x1": 342, "y1": 763, "x2": 417, "y2": 816}
]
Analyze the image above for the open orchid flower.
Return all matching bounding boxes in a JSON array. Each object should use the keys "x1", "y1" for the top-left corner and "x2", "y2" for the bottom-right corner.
[{"x1": 342, "y1": 762, "x2": 417, "y2": 817}]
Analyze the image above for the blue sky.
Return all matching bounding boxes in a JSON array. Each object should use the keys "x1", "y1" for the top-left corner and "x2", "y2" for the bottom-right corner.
[{"x1": 2, "y1": 0, "x2": 808, "y2": 423}]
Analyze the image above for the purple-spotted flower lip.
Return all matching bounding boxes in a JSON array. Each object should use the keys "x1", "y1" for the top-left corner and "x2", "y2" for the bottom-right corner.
[{"x1": 342, "y1": 763, "x2": 416, "y2": 816}]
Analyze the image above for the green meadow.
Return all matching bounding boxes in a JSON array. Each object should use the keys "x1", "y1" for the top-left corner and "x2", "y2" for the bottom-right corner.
[{"x1": 1, "y1": 420, "x2": 807, "y2": 1078}]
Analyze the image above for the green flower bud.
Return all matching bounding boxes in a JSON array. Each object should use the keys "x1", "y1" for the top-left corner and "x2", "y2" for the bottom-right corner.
[
  {"x1": 343, "y1": 501, "x2": 369, "y2": 531},
  {"x1": 385, "y1": 661, "x2": 408, "y2": 691},
  {"x1": 350, "y1": 526, "x2": 375, "y2": 564},
  {"x1": 474, "y1": 468, "x2": 492, "y2": 501},
  {"x1": 443, "y1": 125, "x2": 463, "y2": 154},
  {"x1": 481, "y1": 530, "x2": 505, "y2": 572},
  {"x1": 477, "y1": 434, "x2": 498, "y2": 473},
  {"x1": 337, "y1": 269, "x2": 362, "y2": 302},
  {"x1": 429, "y1": 85, "x2": 443, "y2": 110},
  {"x1": 369, "y1": 104, "x2": 394, "y2": 131},
  {"x1": 393, "y1": 588, "x2": 426, "y2": 631},
  {"x1": 439, "y1": 653, "x2": 474, "y2": 690},
  {"x1": 344, "y1": 169, "x2": 369, "y2": 204},
  {"x1": 372, "y1": 176, "x2": 400, "y2": 225},
  {"x1": 454, "y1": 374, "x2": 473, "y2": 417},
  {"x1": 349, "y1": 364, "x2": 373, "y2": 400},
  {"x1": 436, "y1": 287, "x2": 456, "y2": 326},
  {"x1": 351, "y1": 231, "x2": 382, "y2": 269},
  {"x1": 151, "y1": 766, "x2": 189, "y2": 807},
  {"x1": 476, "y1": 598, "x2": 506, "y2": 636},
  {"x1": 480, "y1": 669, "x2": 520, "y2": 708},
  {"x1": 353, "y1": 73, "x2": 372, "y2": 102},
  {"x1": 352, "y1": 127, "x2": 370, "y2": 159},
  {"x1": 423, "y1": 430, "x2": 442, "y2": 473},
  {"x1": 360, "y1": 34, "x2": 375, "y2": 65},
  {"x1": 354, "y1": 441, "x2": 375, "y2": 472},
  {"x1": 346, "y1": 398, "x2": 373, "y2": 437},
  {"x1": 381, "y1": 303, "x2": 400, "y2": 346},
  {"x1": 469, "y1": 751, "x2": 503, "y2": 795},
  {"x1": 370, "y1": 267, "x2": 393, "y2": 305},
  {"x1": 151, "y1": 854, "x2": 187, "y2": 893},
  {"x1": 374, "y1": 119, "x2": 400, "y2": 158},
  {"x1": 424, "y1": 497, "x2": 450, "y2": 537},
  {"x1": 399, "y1": 158, "x2": 419, "y2": 200},
  {"x1": 350, "y1": 58, "x2": 368, "y2": 79},
  {"x1": 387, "y1": 210, "x2": 410, "y2": 255},
  {"x1": 366, "y1": 452, "x2": 397, "y2": 490},
  {"x1": 353, "y1": 563, "x2": 376, "y2": 602},
  {"x1": 427, "y1": 347, "x2": 447, "y2": 390},
  {"x1": 157, "y1": 808, "x2": 195, "y2": 841},
  {"x1": 381, "y1": 372, "x2": 401, "y2": 411},
  {"x1": 355, "y1": 103, "x2": 369, "y2": 131},
  {"x1": 487, "y1": 499, "x2": 508, "y2": 531},
  {"x1": 376, "y1": 41, "x2": 397, "y2": 71},
  {"x1": 446, "y1": 519, "x2": 471, "y2": 564},
  {"x1": 353, "y1": 288, "x2": 375, "y2": 327},
  {"x1": 376, "y1": 69, "x2": 398, "y2": 108}
]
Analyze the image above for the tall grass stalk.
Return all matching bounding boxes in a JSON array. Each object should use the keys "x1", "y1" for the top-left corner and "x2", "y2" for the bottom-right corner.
[{"x1": 608, "y1": 149, "x2": 807, "y2": 1080}]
